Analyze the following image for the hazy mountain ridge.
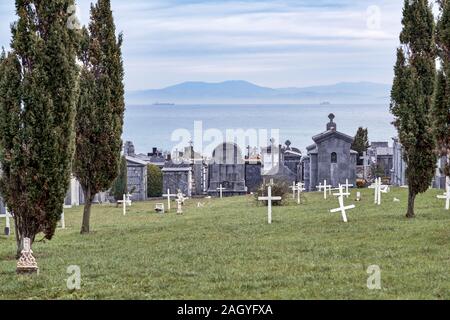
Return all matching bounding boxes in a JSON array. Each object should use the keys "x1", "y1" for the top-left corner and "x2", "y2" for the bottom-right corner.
[{"x1": 126, "y1": 80, "x2": 392, "y2": 104}]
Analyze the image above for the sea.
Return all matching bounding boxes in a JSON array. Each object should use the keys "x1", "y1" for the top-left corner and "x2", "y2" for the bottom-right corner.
[{"x1": 123, "y1": 104, "x2": 396, "y2": 155}]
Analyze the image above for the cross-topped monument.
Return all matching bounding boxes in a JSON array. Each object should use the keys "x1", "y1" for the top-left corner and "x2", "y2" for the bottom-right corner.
[
  {"x1": 258, "y1": 186, "x2": 282, "y2": 224},
  {"x1": 16, "y1": 238, "x2": 39, "y2": 275}
]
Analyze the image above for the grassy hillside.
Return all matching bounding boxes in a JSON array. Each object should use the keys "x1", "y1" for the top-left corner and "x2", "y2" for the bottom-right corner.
[{"x1": 1, "y1": 188, "x2": 449, "y2": 300}]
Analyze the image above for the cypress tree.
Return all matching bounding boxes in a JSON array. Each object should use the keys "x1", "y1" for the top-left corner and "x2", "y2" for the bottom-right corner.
[
  {"x1": 432, "y1": 0, "x2": 450, "y2": 178},
  {"x1": 351, "y1": 127, "x2": 370, "y2": 165},
  {"x1": 390, "y1": 0, "x2": 437, "y2": 218},
  {"x1": 0, "y1": 1, "x2": 79, "y2": 256},
  {"x1": 147, "y1": 164, "x2": 163, "y2": 198},
  {"x1": 74, "y1": 0, "x2": 125, "y2": 234}
]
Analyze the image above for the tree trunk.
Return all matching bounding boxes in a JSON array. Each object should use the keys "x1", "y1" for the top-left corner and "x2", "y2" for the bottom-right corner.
[
  {"x1": 14, "y1": 217, "x2": 22, "y2": 259},
  {"x1": 81, "y1": 188, "x2": 94, "y2": 234},
  {"x1": 406, "y1": 191, "x2": 416, "y2": 219}
]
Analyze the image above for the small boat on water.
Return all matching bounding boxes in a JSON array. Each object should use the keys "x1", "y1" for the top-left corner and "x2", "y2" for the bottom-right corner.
[
  {"x1": 153, "y1": 102, "x2": 175, "y2": 106},
  {"x1": 320, "y1": 101, "x2": 331, "y2": 105}
]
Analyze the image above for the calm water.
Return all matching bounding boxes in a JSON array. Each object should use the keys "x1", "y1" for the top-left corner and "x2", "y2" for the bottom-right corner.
[{"x1": 123, "y1": 104, "x2": 396, "y2": 155}]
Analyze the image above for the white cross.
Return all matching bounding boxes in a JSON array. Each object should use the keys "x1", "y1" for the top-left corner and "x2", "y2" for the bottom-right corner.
[
  {"x1": 162, "y1": 189, "x2": 177, "y2": 211},
  {"x1": 258, "y1": 186, "x2": 282, "y2": 224},
  {"x1": 333, "y1": 185, "x2": 351, "y2": 198},
  {"x1": 290, "y1": 182, "x2": 297, "y2": 199},
  {"x1": 330, "y1": 187, "x2": 355, "y2": 223},
  {"x1": 341, "y1": 179, "x2": 354, "y2": 198},
  {"x1": 369, "y1": 178, "x2": 381, "y2": 205},
  {"x1": 126, "y1": 193, "x2": 132, "y2": 207},
  {"x1": 1, "y1": 206, "x2": 12, "y2": 236},
  {"x1": 117, "y1": 194, "x2": 127, "y2": 216},
  {"x1": 296, "y1": 182, "x2": 306, "y2": 205},
  {"x1": 317, "y1": 180, "x2": 332, "y2": 200},
  {"x1": 437, "y1": 189, "x2": 450, "y2": 210},
  {"x1": 217, "y1": 184, "x2": 227, "y2": 199}
]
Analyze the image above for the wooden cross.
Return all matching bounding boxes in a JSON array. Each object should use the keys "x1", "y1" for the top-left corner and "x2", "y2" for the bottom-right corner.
[
  {"x1": 372, "y1": 178, "x2": 382, "y2": 206},
  {"x1": 117, "y1": 194, "x2": 127, "y2": 216},
  {"x1": 258, "y1": 186, "x2": 282, "y2": 224},
  {"x1": 317, "y1": 180, "x2": 332, "y2": 200},
  {"x1": 162, "y1": 189, "x2": 177, "y2": 211},
  {"x1": 341, "y1": 179, "x2": 354, "y2": 198},
  {"x1": 290, "y1": 182, "x2": 297, "y2": 199},
  {"x1": 333, "y1": 185, "x2": 351, "y2": 198},
  {"x1": 437, "y1": 189, "x2": 450, "y2": 211},
  {"x1": 330, "y1": 186, "x2": 355, "y2": 223},
  {"x1": 217, "y1": 184, "x2": 227, "y2": 199}
]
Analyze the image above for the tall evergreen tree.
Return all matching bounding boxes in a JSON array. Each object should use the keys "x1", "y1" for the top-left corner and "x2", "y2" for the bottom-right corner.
[
  {"x1": 74, "y1": 0, "x2": 125, "y2": 234},
  {"x1": 351, "y1": 127, "x2": 370, "y2": 165},
  {"x1": 0, "y1": 1, "x2": 79, "y2": 257},
  {"x1": 432, "y1": 0, "x2": 450, "y2": 178},
  {"x1": 391, "y1": 0, "x2": 437, "y2": 218}
]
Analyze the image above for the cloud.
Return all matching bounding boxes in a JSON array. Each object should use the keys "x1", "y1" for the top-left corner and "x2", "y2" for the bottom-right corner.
[{"x1": 0, "y1": 0, "x2": 404, "y2": 90}]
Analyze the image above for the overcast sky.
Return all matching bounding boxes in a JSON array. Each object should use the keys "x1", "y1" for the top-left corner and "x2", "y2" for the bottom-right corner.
[{"x1": 0, "y1": 0, "x2": 404, "y2": 91}]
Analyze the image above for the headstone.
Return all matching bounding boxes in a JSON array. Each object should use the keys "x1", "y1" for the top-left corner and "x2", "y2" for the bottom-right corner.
[
  {"x1": 177, "y1": 190, "x2": 188, "y2": 205},
  {"x1": 16, "y1": 238, "x2": 39, "y2": 275},
  {"x1": 330, "y1": 186, "x2": 355, "y2": 223},
  {"x1": 162, "y1": 189, "x2": 177, "y2": 211},
  {"x1": 155, "y1": 203, "x2": 165, "y2": 214},
  {"x1": 258, "y1": 186, "x2": 282, "y2": 224},
  {"x1": 356, "y1": 192, "x2": 362, "y2": 202}
]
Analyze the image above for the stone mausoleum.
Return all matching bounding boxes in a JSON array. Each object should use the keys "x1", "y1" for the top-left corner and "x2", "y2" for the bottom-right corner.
[{"x1": 302, "y1": 114, "x2": 357, "y2": 191}]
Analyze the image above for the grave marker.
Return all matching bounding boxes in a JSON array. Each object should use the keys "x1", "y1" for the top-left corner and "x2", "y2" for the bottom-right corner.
[
  {"x1": 330, "y1": 186, "x2": 355, "y2": 223},
  {"x1": 117, "y1": 194, "x2": 127, "y2": 216},
  {"x1": 217, "y1": 184, "x2": 227, "y2": 199},
  {"x1": 162, "y1": 189, "x2": 177, "y2": 211},
  {"x1": 258, "y1": 186, "x2": 282, "y2": 224},
  {"x1": 437, "y1": 189, "x2": 450, "y2": 210}
]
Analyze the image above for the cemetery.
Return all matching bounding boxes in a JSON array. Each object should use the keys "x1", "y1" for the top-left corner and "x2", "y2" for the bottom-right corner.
[
  {"x1": 1, "y1": 187, "x2": 450, "y2": 299},
  {"x1": 0, "y1": 0, "x2": 450, "y2": 303}
]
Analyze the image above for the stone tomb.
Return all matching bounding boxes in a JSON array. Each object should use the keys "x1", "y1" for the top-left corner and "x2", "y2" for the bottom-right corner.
[
  {"x1": 303, "y1": 114, "x2": 357, "y2": 191},
  {"x1": 208, "y1": 143, "x2": 247, "y2": 196}
]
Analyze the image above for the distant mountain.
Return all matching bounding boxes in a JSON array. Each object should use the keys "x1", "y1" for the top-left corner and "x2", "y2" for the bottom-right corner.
[{"x1": 126, "y1": 80, "x2": 392, "y2": 105}]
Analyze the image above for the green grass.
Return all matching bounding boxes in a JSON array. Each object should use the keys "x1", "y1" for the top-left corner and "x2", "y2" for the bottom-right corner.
[{"x1": 1, "y1": 187, "x2": 450, "y2": 300}]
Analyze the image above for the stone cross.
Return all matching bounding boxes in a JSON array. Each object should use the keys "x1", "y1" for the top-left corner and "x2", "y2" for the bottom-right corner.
[
  {"x1": 176, "y1": 198, "x2": 183, "y2": 215},
  {"x1": 330, "y1": 186, "x2": 355, "y2": 223},
  {"x1": 437, "y1": 189, "x2": 450, "y2": 211},
  {"x1": 217, "y1": 184, "x2": 227, "y2": 199},
  {"x1": 341, "y1": 179, "x2": 354, "y2": 198},
  {"x1": 162, "y1": 189, "x2": 177, "y2": 211},
  {"x1": 258, "y1": 186, "x2": 282, "y2": 224},
  {"x1": 177, "y1": 190, "x2": 187, "y2": 205}
]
